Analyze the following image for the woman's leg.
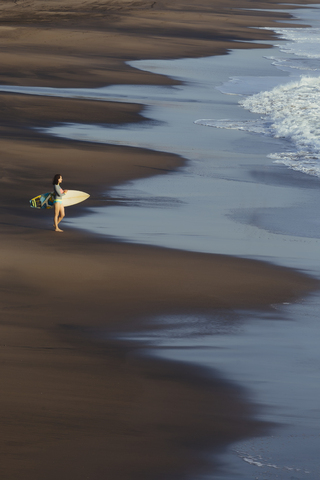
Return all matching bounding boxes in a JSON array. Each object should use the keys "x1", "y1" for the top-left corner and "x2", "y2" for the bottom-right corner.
[
  {"x1": 54, "y1": 202, "x2": 64, "y2": 232},
  {"x1": 57, "y1": 204, "x2": 65, "y2": 226}
]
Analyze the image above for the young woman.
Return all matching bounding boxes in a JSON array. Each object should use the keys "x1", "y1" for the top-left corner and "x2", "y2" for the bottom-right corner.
[{"x1": 52, "y1": 174, "x2": 68, "y2": 232}]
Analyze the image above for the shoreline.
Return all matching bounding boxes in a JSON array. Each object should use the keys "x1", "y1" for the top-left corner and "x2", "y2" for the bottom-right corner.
[
  {"x1": 1, "y1": 0, "x2": 317, "y2": 89},
  {"x1": 1, "y1": 1, "x2": 320, "y2": 479},
  {"x1": 56, "y1": 43, "x2": 320, "y2": 274}
]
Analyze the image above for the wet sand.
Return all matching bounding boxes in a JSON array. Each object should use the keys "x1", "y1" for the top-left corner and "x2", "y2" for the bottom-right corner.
[{"x1": 1, "y1": 1, "x2": 320, "y2": 479}]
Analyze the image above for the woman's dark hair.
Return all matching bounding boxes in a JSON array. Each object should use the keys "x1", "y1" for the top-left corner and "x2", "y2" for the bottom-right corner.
[{"x1": 52, "y1": 174, "x2": 62, "y2": 185}]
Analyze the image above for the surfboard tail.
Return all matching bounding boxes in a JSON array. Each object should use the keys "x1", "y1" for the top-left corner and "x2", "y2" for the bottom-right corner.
[
  {"x1": 29, "y1": 193, "x2": 54, "y2": 209},
  {"x1": 30, "y1": 197, "x2": 42, "y2": 208}
]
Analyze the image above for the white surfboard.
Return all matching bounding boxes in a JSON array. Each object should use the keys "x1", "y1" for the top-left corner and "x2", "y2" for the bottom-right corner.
[
  {"x1": 61, "y1": 190, "x2": 90, "y2": 207},
  {"x1": 30, "y1": 190, "x2": 90, "y2": 209}
]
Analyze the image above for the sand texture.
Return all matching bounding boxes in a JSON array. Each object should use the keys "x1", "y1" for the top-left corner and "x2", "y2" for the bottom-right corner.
[{"x1": 1, "y1": 1, "x2": 319, "y2": 479}]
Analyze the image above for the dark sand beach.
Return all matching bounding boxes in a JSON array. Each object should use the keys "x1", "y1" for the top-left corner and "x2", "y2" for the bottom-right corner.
[{"x1": 1, "y1": 1, "x2": 320, "y2": 479}]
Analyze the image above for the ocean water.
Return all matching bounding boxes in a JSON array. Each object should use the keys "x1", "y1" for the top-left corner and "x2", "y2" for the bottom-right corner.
[
  {"x1": 196, "y1": 7, "x2": 320, "y2": 178},
  {"x1": 96, "y1": 6, "x2": 320, "y2": 479},
  {"x1": 123, "y1": 297, "x2": 320, "y2": 480},
  {"x1": 2, "y1": 8, "x2": 320, "y2": 260},
  {"x1": 3, "y1": 9, "x2": 320, "y2": 266},
  {"x1": 15, "y1": 9, "x2": 320, "y2": 267},
  {"x1": 3, "y1": 4, "x2": 320, "y2": 479}
]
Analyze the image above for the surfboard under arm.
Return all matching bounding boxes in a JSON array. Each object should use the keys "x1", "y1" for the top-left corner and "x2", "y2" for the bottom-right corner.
[{"x1": 30, "y1": 190, "x2": 90, "y2": 209}]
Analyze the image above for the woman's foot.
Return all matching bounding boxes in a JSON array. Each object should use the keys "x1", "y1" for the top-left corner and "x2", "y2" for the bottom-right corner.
[{"x1": 55, "y1": 227, "x2": 63, "y2": 232}]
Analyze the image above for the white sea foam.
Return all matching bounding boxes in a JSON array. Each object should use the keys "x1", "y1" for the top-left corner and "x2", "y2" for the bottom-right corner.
[
  {"x1": 240, "y1": 76, "x2": 320, "y2": 175},
  {"x1": 236, "y1": 450, "x2": 311, "y2": 475},
  {"x1": 194, "y1": 118, "x2": 269, "y2": 135},
  {"x1": 263, "y1": 25, "x2": 320, "y2": 74},
  {"x1": 266, "y1": 27, "x2": 320, "y2": 62},
  {"x1": 196, "y1": 20, "x2": 320, "y2": 178}
]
